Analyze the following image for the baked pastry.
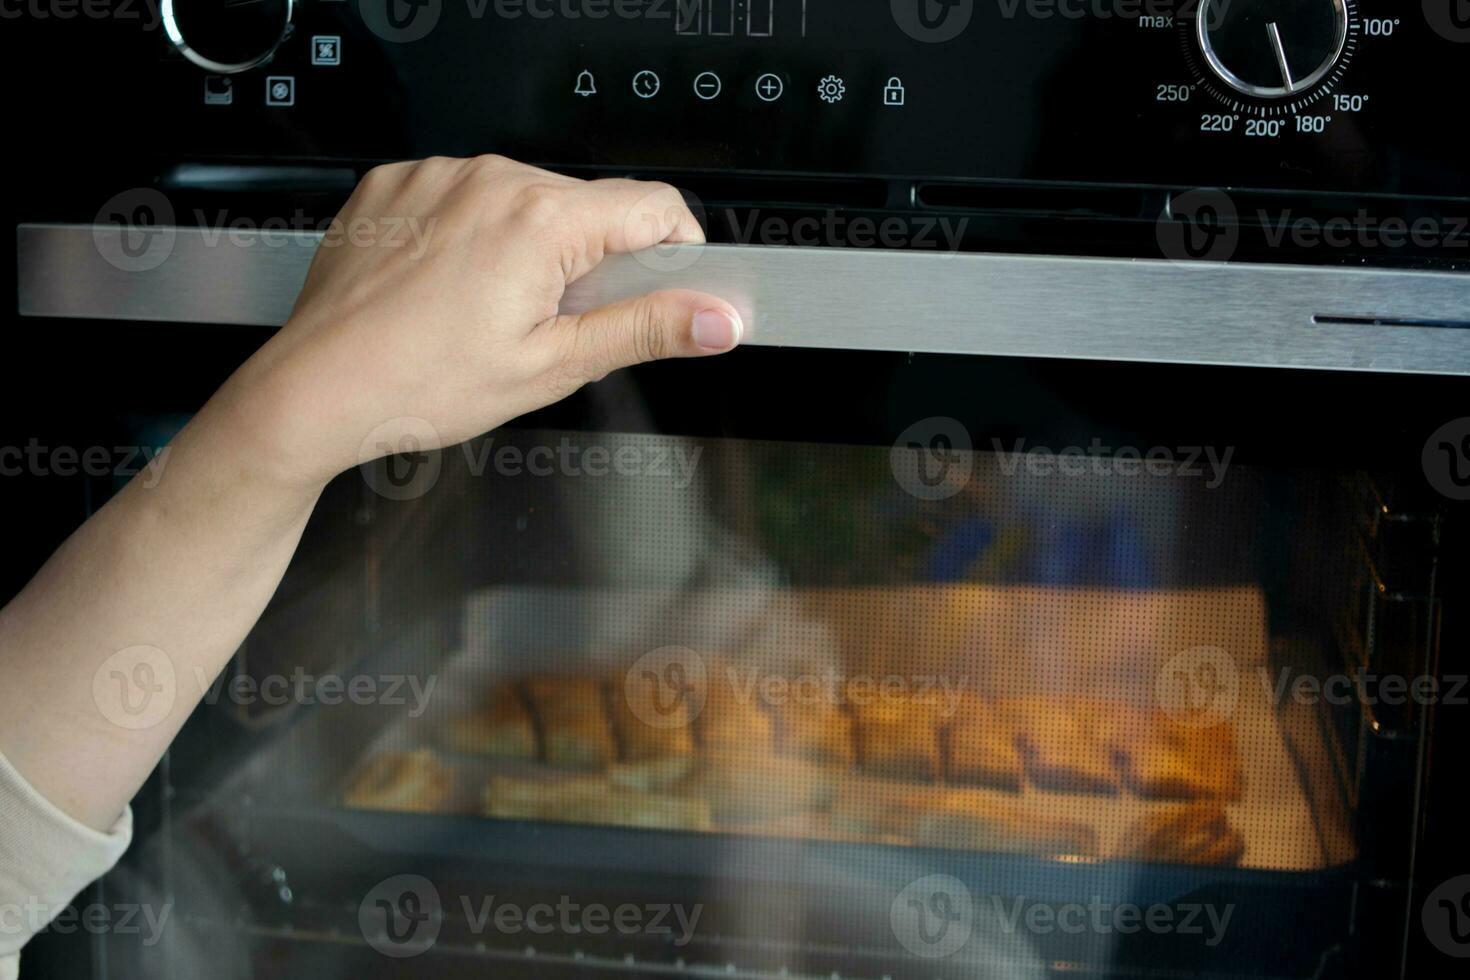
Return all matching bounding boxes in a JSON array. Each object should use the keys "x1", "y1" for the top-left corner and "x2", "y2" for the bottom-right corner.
[
  {"x1": 945, "y1": 695, "x2": 1023, "y2": 792},
  {"x1": 1008, "y1": 696, "x2": 1119, "y2": 795},
  {"x1": 677, "y1": 753, "x2": 838, "y2": 824},
  {"x1": 912, "y1": 801, "x2": 1098, "y2": 858},
  {"x1": 695, "y1": 662, "x2": 775, "y2": 756},
  {"x1": 831, "y1": 783, "x2": 1096, "y2": 857},
  {"x1": 609, "y1": 673, "x2": 696, "y2": 761},
  {"x1": 483, "y1": 774, "x2": 713, "y2": 832},
  {"x1": 343, "y1": 749, "x2": 453, "y2": 814},
  {"x1": 437, "y1": 684, "x2": 538, "y2": 760},
  {"x1": 523, "y1": 675, "x2": 616, "y2": 770},
  {"x1": 772, "y1": 698, "x2": 855, "y2": 767},
  {"x1": 1076, "y1": 700, "x2": 1244, "y2": 800},
  {"x1": 607, "y1": 755, "x2": 697, "y2": 793},
  {"x1": 1115, "y1": 802, "x2": 1246, "y2": 866},
  {"x1": 849, "y1": 694, "x2": 942, "y2": 781},
  {"x1": 1168, "y1": 721, "x2": 1245, "y2": 800}
]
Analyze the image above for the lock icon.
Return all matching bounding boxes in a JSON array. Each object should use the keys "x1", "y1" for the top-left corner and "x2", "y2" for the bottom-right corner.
[{"x1": 883, "y1": 77, "x2": 905, "y2": 106}]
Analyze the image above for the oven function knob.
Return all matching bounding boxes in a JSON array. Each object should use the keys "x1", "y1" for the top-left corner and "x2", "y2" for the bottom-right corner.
[
  {"x1": 1196, "y1": 0, "x2": 1349, "y2": 99},
  {"x1": 163, "y1": 0, "x2": 294, "y2": 74}
]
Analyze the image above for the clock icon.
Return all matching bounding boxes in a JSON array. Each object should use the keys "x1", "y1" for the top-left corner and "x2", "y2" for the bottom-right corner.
[{"x1": 632, "y1": 69, "x2": 661, "y2": 99}]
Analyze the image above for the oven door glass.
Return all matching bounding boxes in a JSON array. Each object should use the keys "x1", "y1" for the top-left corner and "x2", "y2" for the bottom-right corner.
[{"x1": 85, "y1": 347, "x2": 1452, "y2": 980}]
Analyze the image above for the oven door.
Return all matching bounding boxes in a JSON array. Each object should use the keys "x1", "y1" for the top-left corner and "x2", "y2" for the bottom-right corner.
[{"x1": 9, "y1": 231, "x2": 1470, "y2": 980}]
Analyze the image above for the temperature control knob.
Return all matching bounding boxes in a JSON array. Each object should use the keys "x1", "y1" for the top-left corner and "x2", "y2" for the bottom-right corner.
[
  {"x1": 1196, "y1": 0, "x2": 1348, "y2": 98},
  {"x1": 163, "y1": 0, "x2": 293, "y2": 74}
]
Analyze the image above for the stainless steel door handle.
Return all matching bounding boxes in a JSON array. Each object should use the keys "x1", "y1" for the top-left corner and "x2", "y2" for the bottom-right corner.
[{"x1": 17, "y1": 222, "x2": 1470, "y2": 375}]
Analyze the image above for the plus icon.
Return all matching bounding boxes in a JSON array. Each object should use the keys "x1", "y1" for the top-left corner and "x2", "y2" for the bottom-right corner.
[{"x1": 754, "y1": 73, "x2": 784, "y2": 102}]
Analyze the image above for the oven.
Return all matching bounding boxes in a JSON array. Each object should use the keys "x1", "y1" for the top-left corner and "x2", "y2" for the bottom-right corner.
[{"x1": 5, "y1": 1, "x2": 1470, "y2": 977}]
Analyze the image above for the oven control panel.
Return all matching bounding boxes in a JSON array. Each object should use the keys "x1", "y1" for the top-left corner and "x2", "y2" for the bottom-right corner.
[{"x1": 14, "y1": 0, "x2": 1468, "y2": 198}]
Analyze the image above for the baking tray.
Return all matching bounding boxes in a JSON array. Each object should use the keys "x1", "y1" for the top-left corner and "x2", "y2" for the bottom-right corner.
[{"x1": 203, "y1": 585, "x2": 1359, "y2": 977}]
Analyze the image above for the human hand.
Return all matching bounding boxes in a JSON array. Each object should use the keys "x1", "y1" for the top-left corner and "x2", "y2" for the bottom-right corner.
[{"x1": 219, "y1": 154, "x2": 740, "y2": 489}]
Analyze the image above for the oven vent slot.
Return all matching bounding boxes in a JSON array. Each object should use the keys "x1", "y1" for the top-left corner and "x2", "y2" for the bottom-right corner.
[
  {"x1": 624, "y1": 172, "x2": 889, "y2": 209},
  {"x1": 1313, "y1": 315, "x2": 1470, "y2": 331},
  {"x1": 914, "y1": 181, "x2": 1157, "y2": 220}
]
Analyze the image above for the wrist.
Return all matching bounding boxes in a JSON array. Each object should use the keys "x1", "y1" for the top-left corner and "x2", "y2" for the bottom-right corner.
[{"x1": 191, "y1": 349, "x2": 340, "y2": 501}]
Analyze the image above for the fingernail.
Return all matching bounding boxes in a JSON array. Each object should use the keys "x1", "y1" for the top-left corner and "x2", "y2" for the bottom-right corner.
[{"x1": 692, "y1": 309, "x2": 742, "y2": 351}]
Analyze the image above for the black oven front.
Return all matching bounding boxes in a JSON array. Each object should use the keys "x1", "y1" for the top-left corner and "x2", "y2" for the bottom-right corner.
[{"x1": 4, "y1": 2, "x2": 1470, "y2": 978}]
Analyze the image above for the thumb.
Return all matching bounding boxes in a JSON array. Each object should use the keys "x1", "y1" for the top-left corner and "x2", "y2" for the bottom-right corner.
[{"x1": 548, "y1": 288, "x2": 743, "y2": 381}]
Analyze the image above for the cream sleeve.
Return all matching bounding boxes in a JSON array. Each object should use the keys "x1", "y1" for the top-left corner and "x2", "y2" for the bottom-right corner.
[{"x1": 0, "y1": 747, "x2": 133, "y2": 978}]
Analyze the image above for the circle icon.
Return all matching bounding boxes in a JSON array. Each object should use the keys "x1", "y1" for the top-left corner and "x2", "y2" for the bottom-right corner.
[
  {"x1": 1423, "y1": 417, "x2": 1470, "y2": 500},
  {"x1": 1156, "y1": 188, "x2": 1239, "y2": 263},
  {"x1": 623, "y1": 647, "x2": 709, "y2": 729},
  {"x1": 890, "y1": 417, "x2": 973, "y2": 501},
  {"x1": 357, "y1": 0, "x2": 441, "y2": 44},
  {"x1": 632, "y1": 69, "x2": 661, "y2": 98},
  {"x1": 1423, "y1": 875, "x2": 1470, "y2": 958},
  {"x1": 1156, "y1": 645, "x2": 1240, "y2": 728},
  {"x1": 357, "y1": 417, "x2": 443, "y2": 501},
  {"x1": 625, "y1": 186, "x2": 708, "y2": 274},
  {"x1": 754, "y1": 72, "x2": 784, "y2": 102},
  {"x1": 693, "y1": 71, "x2": 722, "y2": 100},
  {"x1": 1425, "y1": 0, "x2": 1470, "y2": 43},
  {"x1": 890, "y1": 0, "x2": 974, "y2": 43},
  {"x1": 92, "y1": 646, "x2": 177, "y2": 731},
  {"x1": 359, "y1": 875, "x2": 442, "y2": 958},
  {"x1": 93, "y1": 188, "x2": 177, "y2": 273},
  {"x1": 891, "y1": 874, "x2": 973, "y2": 959},
  {"x1": 161, "y1": 0, "x2": 294, "y2": 74},
  {"x1": 1196, "y1": 0, "x2": 1348, "y2": 99}
]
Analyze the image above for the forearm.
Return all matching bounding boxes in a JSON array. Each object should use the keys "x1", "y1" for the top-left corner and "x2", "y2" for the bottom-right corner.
[{"x1": 0, "y1": 376, "x2": 322, "y2": 831}]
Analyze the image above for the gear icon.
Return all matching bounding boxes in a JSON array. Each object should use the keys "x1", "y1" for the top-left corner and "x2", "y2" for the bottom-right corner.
[{"x1": 817, "y1": 75, "x2": 846, "y2": 104}]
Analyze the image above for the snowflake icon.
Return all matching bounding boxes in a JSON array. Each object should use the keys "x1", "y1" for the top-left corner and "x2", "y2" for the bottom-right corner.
[{"x1": 817, "y1": 75, "x2": 846, "y2": 104}]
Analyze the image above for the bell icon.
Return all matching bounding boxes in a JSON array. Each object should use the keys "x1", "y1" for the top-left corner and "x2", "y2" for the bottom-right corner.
[{"x1": 574, "y1": 70, "x2": 597, "y2": 97}]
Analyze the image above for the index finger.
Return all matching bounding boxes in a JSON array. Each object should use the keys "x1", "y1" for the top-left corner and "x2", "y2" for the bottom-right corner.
[{"x1": 561, "y1": 178, "x2": 706, "y2": 279}]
